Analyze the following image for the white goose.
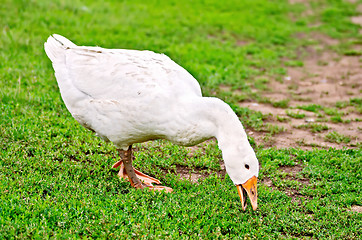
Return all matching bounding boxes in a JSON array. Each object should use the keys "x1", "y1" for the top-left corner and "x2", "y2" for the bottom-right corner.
[{"x1": 44, "y1": 34, "x2": 259, "y2": 210}]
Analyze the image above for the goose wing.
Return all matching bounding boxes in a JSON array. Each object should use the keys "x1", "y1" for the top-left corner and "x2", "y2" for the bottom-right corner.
[{"x1": 63, "y1": 45, "x2": 202, "y2": 101}]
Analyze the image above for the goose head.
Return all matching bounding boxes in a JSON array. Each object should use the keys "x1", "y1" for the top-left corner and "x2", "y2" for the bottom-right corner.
[{"x1": 222, "y1": 144, "x2": 259, "y2": 210}]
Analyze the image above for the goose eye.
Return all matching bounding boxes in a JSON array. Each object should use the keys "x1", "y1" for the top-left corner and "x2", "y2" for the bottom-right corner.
[{"x1": 245, "y1": 164, "x2": 249, "y2": 169}]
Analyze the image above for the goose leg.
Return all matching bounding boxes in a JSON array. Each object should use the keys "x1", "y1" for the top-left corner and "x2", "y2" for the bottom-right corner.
[{"x1": 112, "y1": 146, "x2": 173, "y2": 192}]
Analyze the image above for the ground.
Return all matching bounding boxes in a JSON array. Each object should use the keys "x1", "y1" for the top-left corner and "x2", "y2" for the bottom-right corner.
[{"x1": 239, "y1": 34, "x2": 361, "y2": 149}]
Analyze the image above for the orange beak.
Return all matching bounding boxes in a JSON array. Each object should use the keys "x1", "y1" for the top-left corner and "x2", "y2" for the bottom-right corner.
[{"x1": 236, "y1": 176, "x2": 258, "y2": 211}]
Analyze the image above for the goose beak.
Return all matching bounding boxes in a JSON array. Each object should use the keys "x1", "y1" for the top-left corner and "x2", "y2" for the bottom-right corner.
[{"x1": 236, "y1": 176, "x2": 258, "y2": 211}]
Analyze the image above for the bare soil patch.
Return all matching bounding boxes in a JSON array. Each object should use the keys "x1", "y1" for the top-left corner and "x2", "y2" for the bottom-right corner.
[
  {"x1": 280, "y1": 165, "x2": 310, "y2": 185},
  {"x1": 174, "y1": 165, "x2": 208, "y2": 183},
  {"x1": 280, "y1": 165, "x2": 303, "y2": 174},
  {"x1": 163, "y1": 164, "x2": 225, "y2": 183},
  {"x1": 240, "y1": 34, "x2": 361, "y2": 149},
  {"x1": 351, "y1": 205, "x2": 362, "y2": 213}
]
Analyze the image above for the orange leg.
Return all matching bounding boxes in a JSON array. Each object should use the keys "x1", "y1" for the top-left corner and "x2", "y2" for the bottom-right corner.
[{"x1": 112, "y1": 146, "x2": 173, "y2": 192}]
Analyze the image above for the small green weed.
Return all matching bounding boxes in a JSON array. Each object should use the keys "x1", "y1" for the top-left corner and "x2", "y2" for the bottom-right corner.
[
  {"x1": 335, "y1": 98, "x2": 362, "y2": 111},
  {"x1": 344, "y1": 49, "x2": 362, "y2": 56},
  {"x1": 284, "y1": 60, "x2": 304, "y2": 67},
  {"x1": 296, "y1": 123, "x2": 329, "y2": 133},
  {"x1": 297, "y1": 104, "x2": 323, "y2": 113},
  {"x1": 272, "y1": 99, "x2": 290, "y2": 108},
  {"x1": 288, "y1": 84, "x2": 299, "y2": 90},
  {"x1": 276, "y1": 115, "x2": 289, "y2": 122},
  {"x1": 350, "y1": 98, "x2": 362, "y2": 113},
  {"x1": 336, "y1": 101, "x2": 349, "y2": 109},
  {"x1": 265, "y1": 123, "x2": 285, "y2": 135},
  {"x1": 350, "y1": 98, "x2": 362, "y2": 106},
  {"x1": 324, "y1": 107, "x2": 343, "y2": 116},
  {"x1": 324, "y1": 131, "x2": 351, "y2": 143},
  {"x1": 286, "y1": 110, "x2": 305, "y2": 119},
  {"x1": 296, "y1": 139, "x2": 321, "y2": 147},
  {"x1": 254, "y1": 78, "x2": 270, "y2": 91},
  {"x1": 330, "y1": 115, "x2": 342, "y2": 123}
]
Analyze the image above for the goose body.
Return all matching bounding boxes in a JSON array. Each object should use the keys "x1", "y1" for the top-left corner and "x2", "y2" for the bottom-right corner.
[{"x1": 44, "y1": 34, "x2": 259, "y2": 210}]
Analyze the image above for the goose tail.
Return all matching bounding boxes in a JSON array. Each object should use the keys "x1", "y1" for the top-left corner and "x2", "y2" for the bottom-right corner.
[
  {"x1": 44, "y1": 34, "x2": 85, "y2": 113},
  {"x1": 44, "y1": 34, "x2": 76, "y2": 63}
]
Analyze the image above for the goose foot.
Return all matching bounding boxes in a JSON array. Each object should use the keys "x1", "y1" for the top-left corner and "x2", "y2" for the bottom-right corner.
[
  {"x1": 112, "y1": 160, "x2": 160, "y2": 185},
  {"x1": 112, "y1": 146, "x2": 173, "y2": 193}
]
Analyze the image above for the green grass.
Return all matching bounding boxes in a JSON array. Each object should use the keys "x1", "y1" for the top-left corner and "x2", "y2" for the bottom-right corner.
[
  {"x1": 297, "y1": 104, "x2": 323, "y2": 113},
  {"x1": 286, "y1": 110, "x2": 306, "y2": 119},
  {"x1": 276, "y1": 115, "x2": 290, "y2": 122},
  {"x1": 265, "y1": 124, "x2": 286, "y2": 136},
  {"x1": 284, "y1": 60, "x2": 304, "y2": 67},
  {"x1": 272, "y1": 99, "x2": 290, "y2": 109},
  {"x1": 330, "y1": 115, "x2": 348, "y2": 123},
  {"x1": 296, "y1": 123, "x2": 329, "y2": 133},
  {"x1": 294, "y1": 104, "x2": 359, "y2": 124},
  {"x1": 336, "y1": 98, "x2": 362, "y2": 114},
  {"x1": 1, "y1": 142, "x2": 361, "y2": 238},
  {"x1": 324, "y1": 131, "x2": 352, "y2": 144},
  {"x1": 324, "y1": 107, "x2": 343, "y2": 116},
  {"x1": 1, "y1": 0, "x2": 361, "y2": 238}
]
